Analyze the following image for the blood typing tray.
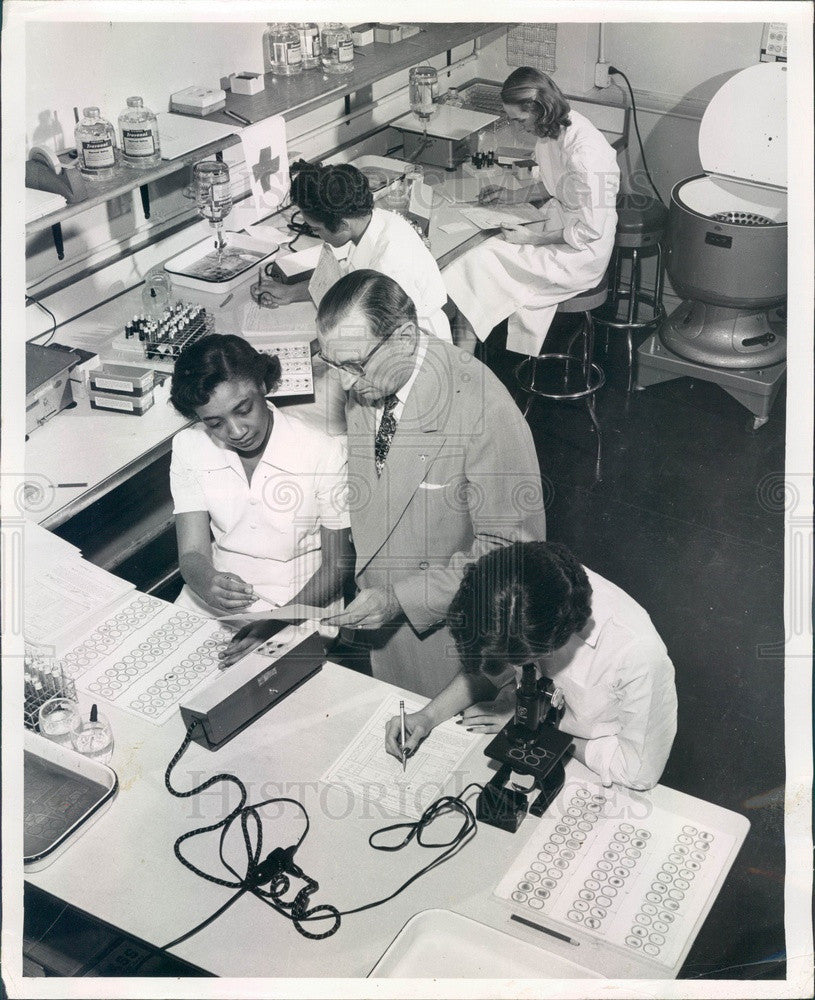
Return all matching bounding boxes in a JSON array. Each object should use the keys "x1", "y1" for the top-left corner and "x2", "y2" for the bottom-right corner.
[{"x1": 494, "y1": 776, "x2": 749, "y2": 978}]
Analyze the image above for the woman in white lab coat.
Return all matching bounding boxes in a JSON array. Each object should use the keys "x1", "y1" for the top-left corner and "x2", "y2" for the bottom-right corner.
[
  {"x1": 385, "y1": 541, "x2": 677, "y2": 791},
  {"x1": 261, "y1": 163, "x2": 452, "y2": 342},
  {"x1": 443, "y1": 67, "x2": 620, "y2": 356},
  {"x1": 168, "y1": 334, "x2": 352, "y2": 628}
]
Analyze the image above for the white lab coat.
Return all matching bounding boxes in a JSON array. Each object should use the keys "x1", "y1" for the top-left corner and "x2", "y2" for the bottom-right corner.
[
  {"x1": 344, "y1": 208, "x2": 452, "y2": 342},
  {"x1": 170, "y1": 405, "x2": 350, "y2": 617},
  {"x1": 443, "y1": 111, "x2": 620, "y2": 355}
]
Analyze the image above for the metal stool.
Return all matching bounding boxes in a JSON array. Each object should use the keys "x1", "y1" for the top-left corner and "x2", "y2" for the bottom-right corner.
[
  {"x1": 595, "y1": 194, "x2": 669, "y2": 391},
  {"x1": 515, "y1": 276, "x2": 608, "y2": 481}
]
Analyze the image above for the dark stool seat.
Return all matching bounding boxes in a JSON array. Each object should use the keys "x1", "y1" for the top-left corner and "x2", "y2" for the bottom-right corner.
[
  {"x1": 595, "y1": 194, "x2": 668, "y2": 390},
  {"x1": 515, "y1": 275, "x2": 608, "y2": 481}
]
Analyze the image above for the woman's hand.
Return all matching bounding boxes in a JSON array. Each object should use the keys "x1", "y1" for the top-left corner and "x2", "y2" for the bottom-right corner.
[
  {"x1": 385, "y1": 708, "x2": 433, "y2": 761},
  {"x1": 219, "y1": 618, "x2": 280, "y2": 668},
  {"x1": 201, "y1": 571, "x2": 256, "y2": 613},
  {"x1": 499, "y1": 222, "x2": 538, "y2": 245},
  {"x1": 459, "y1": 683, "x2": 516, "y2": 733},
  {"x1": 253, "y1": 279, "x2": 304, "y2": 308},
  {"x1": 478, "y1": 184, "x2": 506, "y2": 205}
]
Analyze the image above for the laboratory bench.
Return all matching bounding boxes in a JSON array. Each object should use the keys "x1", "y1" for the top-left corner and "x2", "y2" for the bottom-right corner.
[{"x1": 23, "y1": 657, "x2": 749, "y2": 980}]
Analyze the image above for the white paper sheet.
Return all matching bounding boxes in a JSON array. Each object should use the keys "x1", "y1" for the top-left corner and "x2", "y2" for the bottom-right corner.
[
  {"x1": 458, "y1": 202, "x2": 546, "y2": 231},
  {"x1": 60, "y1": 593, "x2": 234, "y2": 725},
  {"x1": 218, "y1": 602, "x2": 329, "y2": 623},
  {"x1": 308, "y1": 244, "x2": 344, "y2": 307},
  {"x1": 24, "y1": 558, "x2": 134, "y2": 649},
  {"x1": 320, "y1": 694, "x2": 478, "y2": 819}
]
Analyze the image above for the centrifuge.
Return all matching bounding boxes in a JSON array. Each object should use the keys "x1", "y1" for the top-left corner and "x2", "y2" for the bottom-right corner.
[{"x1": 637, "y1": 63, "x2": 787, "y2": 427}]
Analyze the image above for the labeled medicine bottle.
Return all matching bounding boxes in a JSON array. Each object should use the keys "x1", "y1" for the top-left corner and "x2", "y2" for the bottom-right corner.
[
  {"x1": 320, "y1": 23, "x2": 355, "y2": 75},
  {"x1": 263, "y1": 23, "x2": 303, "y2": 76},
  {"x1": 119, "y1": 97, "x2": 161, "y2": 168},
  {"x1": 75, "y1": 106, "x2": 117, "y2": 178},
  {"x1": 298, "y1": 23, "x2": 321, "y2": 70}
]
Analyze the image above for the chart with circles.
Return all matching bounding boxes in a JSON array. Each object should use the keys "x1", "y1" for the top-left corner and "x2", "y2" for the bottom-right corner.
[
  {"x1": 60, "y1": 593, "x2": 234, "y2": 726},
  {"x1": 262, "y1": 341, "x2": 314, "y2": 397},
  {"x1": 494, "y1": 779, "x2": 739, "y2": 972}
]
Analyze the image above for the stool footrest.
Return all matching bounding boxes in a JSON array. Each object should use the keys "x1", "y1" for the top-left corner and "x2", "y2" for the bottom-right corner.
[{"x1": 517, "y1": 353, "x2": 606, "y2": 402}]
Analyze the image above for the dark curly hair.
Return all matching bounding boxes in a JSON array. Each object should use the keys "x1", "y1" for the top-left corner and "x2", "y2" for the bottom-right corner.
[
  {"x1": 169, "y1": 334, "x2": 281, "y2": 419},
  {"x1": 501, "y1": 66, "x2": 572, "y2": 140},
  {"x1": 447, "y1": 541, "x2": 592, "y2": 678},
  {"x1": 290, "y1": 162, "x2": 374, "y2": 232}
]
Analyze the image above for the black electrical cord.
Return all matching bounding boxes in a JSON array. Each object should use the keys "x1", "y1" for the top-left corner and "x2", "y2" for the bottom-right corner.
[
  {"x1": 25, "y1": 295, "x2": 58, "y2": 344},
  {"x1": 608, "y1": 67, "x2": 667, "y2": 207},
  {"x1": 163, "y1": 722, "x2": 482, "y2": 947}
]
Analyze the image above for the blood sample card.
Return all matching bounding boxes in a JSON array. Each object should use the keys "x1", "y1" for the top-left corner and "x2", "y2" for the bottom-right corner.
[{"x1": 495, "y1": 777, "x2": 746, "y2": 973}]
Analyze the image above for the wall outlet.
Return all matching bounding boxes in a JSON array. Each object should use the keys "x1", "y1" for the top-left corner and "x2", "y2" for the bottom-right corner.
[{"x1": 594, "y1": 61, "x2": 611, "y2": 89}]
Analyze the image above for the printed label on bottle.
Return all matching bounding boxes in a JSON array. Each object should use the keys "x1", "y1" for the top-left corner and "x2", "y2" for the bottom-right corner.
[
  {"x1": 272, "y1": 39, "x2": 302, "y2": 65},
  {"x1": 81, "y1": 138, "x2": 115, "y2": 169},
  {"x1": 211, "y1": 181, "x2": 231, "y2": 208},
  {"x1": 338, "y1": 39, "x2": 354, "y2": 62},
  {"x1": 122, "y1": 128, "x2": 156, "y2": 157},
  {"x1": 303, "y1": 33, "x2": 320, "y2": 58}
]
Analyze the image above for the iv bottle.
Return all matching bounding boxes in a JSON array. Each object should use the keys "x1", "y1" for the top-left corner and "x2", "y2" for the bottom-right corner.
[
  {"x1": 193, "y1": 161, "x2": 232, "y2": 224},
  {"x1": 320, "y1": 23, "x2": 355, "y2": 75},
  {"x1": 119, "y1": 97, "x2": 161, "y2": 168},
  {"x1": 75, "y1": 107, "x2": 117, "y2": 178},
  {"x1": 263, "y1": 23, "x2": 303, "y2": 76},
  {"x1": 298, "y1": 23, "x2": 321, "y2": 70}
]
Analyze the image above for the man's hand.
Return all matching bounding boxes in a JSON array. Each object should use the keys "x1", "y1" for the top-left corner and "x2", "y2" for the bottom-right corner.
[
  {"x1": 385, "y1": 708, "x2": 433, "y2": 761},
  {"x1": 219, "y1": 618, "x2": 280, "y2": 668},
  {"x1": 323, "y1": 587, "x2": 401, "y2": 629},
  {"x1": 201, "y1": 572, "x2": 256, "y2": 613}
]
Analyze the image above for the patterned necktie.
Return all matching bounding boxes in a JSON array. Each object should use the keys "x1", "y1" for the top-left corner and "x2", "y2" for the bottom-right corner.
[{"x1": 374, "y1": 395, "x2": 399, "y2": 477}]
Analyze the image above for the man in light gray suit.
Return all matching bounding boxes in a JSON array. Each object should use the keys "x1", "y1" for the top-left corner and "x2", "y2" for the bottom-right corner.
[{"x1": 319, "y1": 270, "x2": 547, "y2": 699}]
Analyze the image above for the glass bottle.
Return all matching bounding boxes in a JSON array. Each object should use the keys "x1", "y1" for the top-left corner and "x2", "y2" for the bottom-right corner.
[
  {"x1": 444, "y1": 86, "x2": 463, "y2": 108},
  {"x1": 298, "y1": 23, "x2": 321, "y2": 70},
  {"x1": 193, "y1": 160, "x2": 232, "y2": 224},
  {"x1": 320, "y1": 23, "x2": 355, "y2": 75},
  {"x1": 263, "y1": 23, "x2": 303, "y2": 76},
  {"x1": 119, "y1": 96, "x2": 161, "y2": 168},
  {"x1": 74, "y1": 106, "x2": 117, "y2": 178}
]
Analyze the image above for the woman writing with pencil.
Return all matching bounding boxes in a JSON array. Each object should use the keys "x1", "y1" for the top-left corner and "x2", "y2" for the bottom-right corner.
[{"x1": 168, "y1": 334, "x2": 352, "y2": 633}]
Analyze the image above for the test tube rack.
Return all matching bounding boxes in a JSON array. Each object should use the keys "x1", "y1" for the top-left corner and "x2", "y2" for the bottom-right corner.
[
  {"x1": 115, "y1": 302, "x2": 215, "y2": 368},
  {"x1": 24, "y1": 647, "x2": 77, "y2": 732}
]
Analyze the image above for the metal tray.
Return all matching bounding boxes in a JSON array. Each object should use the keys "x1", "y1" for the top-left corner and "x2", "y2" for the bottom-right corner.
[
  {"x1": 24, "y1": 730, "x2": 118, "y2": 872},
  {"x1": 368, "y1": 908, "x2": 601, "y2": 978}
]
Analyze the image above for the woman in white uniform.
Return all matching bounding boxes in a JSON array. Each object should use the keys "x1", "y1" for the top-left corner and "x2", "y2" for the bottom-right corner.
[
  {"x1": 386, "y1": 541, "x2": 677, "y2": 791},
  {"x1": 443, "y1": 67, "x2": 620, "y2": 356},
  {"x1": 169, "y1": 334, "x2": 352, "y2": 621},
  {"x1": 261, "y1": 163, "x2": 452, "y2": 343}
]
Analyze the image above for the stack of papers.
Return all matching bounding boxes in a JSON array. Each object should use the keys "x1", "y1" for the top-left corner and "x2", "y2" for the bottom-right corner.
[{"x1": 24, "y1": 524, "x2": 135, "y2": 651}]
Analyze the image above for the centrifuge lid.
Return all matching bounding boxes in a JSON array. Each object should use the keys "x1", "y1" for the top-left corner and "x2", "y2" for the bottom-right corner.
[{"x1": 699, "y1": 63, "x2": 787, "y2": 190}]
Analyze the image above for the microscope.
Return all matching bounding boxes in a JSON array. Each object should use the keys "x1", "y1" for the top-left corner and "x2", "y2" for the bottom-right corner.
[{"x1": 476, "y1": 664, "x2": 574, "y2": 833}]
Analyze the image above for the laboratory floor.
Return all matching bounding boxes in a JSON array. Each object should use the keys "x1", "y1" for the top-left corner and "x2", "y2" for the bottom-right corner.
[{"x1": 481, "y1": 315, "x2": 788, "y2": 980}]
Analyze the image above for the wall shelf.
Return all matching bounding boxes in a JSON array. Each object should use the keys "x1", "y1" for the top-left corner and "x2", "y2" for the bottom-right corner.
[
  {"x1": 25, "y1": 134, "x2": 241, "y2": 239},
  {"x1": 194, "y1": 24, "x2": 504, "y2": 127}
]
